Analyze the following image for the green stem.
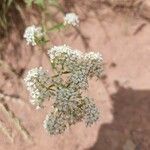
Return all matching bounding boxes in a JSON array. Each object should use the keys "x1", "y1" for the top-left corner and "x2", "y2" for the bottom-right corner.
[{"x1": 47, "y1": 23, "x2": 65, "y2": 32}]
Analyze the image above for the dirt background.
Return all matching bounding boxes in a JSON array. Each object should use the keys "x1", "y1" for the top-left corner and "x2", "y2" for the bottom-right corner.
[{"x1": 0, "y1": 0, "x2": 150, "y2": 150}]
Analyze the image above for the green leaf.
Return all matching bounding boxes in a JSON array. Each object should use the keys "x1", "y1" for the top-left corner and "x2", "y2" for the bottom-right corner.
[
  {"x1": 24, "y1": 0, "x2": 44, "y2": 7},
  {"x1": 48, "y1": 0, "x2": 58, "y2": 5},
  {"x1": 24, "y1": 0, "x2": 33, "y2": 6},
  {"x1": 34, "y1": 0, "x2": 44, "y2": 7},
  {"x1": 7, "y1": 0, "x2": 13, "y2": 7},
  {"x1": 6, "y1": 0, "x2": 13, "y2": 8}
]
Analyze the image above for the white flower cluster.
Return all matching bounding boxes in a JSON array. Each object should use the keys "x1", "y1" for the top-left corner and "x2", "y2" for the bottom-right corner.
[
  {"x1": 69, "y1": 68, "x2": 88, "y2": 89},
  {"x1": 48, "y1": 45, "x2": 83, "y2": 75},
  {"x1": 23, "y1": 25, "x2": 44, "y2": 46},
  {"x1": 24, "y1": 67, "x2": 52, "y2": 108},
  {"x1": 43, "y1": 94, "x2": 99, "y2": 134},
  {"x1": 84, "y1": 52, "x2": 103, "y2": 78},
  {"x1": 24, "y1": 13, "x2": 79, "y2": 46},
  {"x1": 64, "y1": 12, "x2": 79, "y2": 26},
  {"x1": 48, "y1": 45, "x2": 103, "y2": 89},
  {"x1": 25, "y1": 45, "x2": 103, "y2": 135},
  {"x1": 54, "y1": 87, "x2": 79, "y2": 111},
  {"x1": 83, "y1": 97, "x2": 100, "y2": 126},
  {"x1": 43, "y1": 112, "x2": 67, "y2": 135}
]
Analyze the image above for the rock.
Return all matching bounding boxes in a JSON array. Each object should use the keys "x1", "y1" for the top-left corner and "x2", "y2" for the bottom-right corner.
[
  {"x1": 140, "y1": 0, "x2": 150, "y2": 19},
  {"x1": 123, "y1": 139, "x2": 136, "y2": 150},
  {"x1": 105, "y1": 0, "x2": 136, "y2": 7}
]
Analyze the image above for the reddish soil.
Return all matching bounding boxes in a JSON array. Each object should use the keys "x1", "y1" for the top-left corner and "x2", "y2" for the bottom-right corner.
[{"x1": 0, "y1": 1, "x2": 150, "y2": 150}]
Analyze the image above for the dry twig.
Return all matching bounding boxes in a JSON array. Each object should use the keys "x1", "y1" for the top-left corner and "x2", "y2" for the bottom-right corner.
[
  {"x1": 0, "y1": 120, "x2": 13, "y2": 142},
  {"x1": 0, "y1": 96, "x2": 32, "y2": 142}
]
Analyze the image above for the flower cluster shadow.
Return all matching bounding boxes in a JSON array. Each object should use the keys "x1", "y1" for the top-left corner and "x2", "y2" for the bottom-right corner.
[{"x1": 89, "y1": 81, "x2": 150, "y2": 150}]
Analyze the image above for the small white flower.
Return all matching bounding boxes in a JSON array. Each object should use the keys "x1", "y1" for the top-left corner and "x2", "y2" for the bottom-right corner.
[
  {"x1": 24, "y1": 67, "x2": 52, "y2": 107},
  {"x1": 54, "y1": 87, "x2": 80, "y2": 111},
  {"x1": 48, "y1": 44, "x2": 83, "y2": 71},
  {"x1": 69, "y1": 69, "x2": 88, "y2": 89},
  {"x1": 84, "y1": 52, "x2": 103, "y2": 78},
  {"x1": 64, "y1": 13, "x2": 79, "y2": 26},
  {"x1": 83, "y1": 97, "x2": 99, "y2": 126},
  {"x1": 43, "y1": 112, "x2": 67, "y2": 135},
  {"x1": 23, "y1": 25, "x2": 43, "y2": 46},
  {"x1": 84, "y1": 52, "x2": 103, "y2": 62},
  {"x1": 36, "y1": 106, "x2": 41, "y2": 110}
]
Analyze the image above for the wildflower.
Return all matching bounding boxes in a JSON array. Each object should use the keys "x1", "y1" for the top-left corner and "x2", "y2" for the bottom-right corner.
[
  {"x1": 64, "y1": 13, "x2": 79, "y2": 26},
  {"x1": 25, "y1": 44, "x2": 104, "y2": 135},
  {"x1": 53, "y1": 87, "x2": 81, "y2": 111},
  {"x1": 23, "y1": 25, "x2": 44, "y2": 46},
  {"x1": 83, "y1": 97, "x2": 100, "y2": 126},
  {"x1": 43, "y1": 112, "x2": 67, "y2": 135},
  {"x1": 24, "y1": 67, "x2": 52, "y2": 107},
  {"x1": 84, "y1": 52, "x2": 103, "y2": 78},
  {"x1": 48, "y1": 44, "x2": 83, "y2": 71},
  {"x1": 69, "y1": 69, "x2": 88, "y2": 90}
]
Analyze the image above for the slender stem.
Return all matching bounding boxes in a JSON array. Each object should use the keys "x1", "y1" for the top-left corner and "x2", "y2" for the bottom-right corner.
[{"x1": 47, "y1": 23, "x2": 65, "y2": 32}]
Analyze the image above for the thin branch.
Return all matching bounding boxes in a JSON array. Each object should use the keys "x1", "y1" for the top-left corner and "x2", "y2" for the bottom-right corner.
[
  {"x1": 0, "y1": 120, "x2": 14, "y2": 143},
  {"x1": 0, "y1": 102, "x2": 32, "y2": 142}
]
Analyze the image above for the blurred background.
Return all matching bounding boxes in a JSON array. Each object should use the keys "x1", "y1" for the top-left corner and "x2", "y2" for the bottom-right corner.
[{"x1": 0, "y1": 0, "x2": 150, "y2": 150}]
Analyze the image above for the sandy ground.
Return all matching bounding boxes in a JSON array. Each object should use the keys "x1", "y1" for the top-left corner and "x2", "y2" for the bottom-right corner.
[{"x1": 0, "y1": 1, "x2": 150, "y2": 150}]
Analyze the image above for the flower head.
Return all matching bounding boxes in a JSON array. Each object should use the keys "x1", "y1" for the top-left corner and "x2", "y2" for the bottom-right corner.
[
  {"x1": 54, "y1": 87, "x2": 81, "y2": 111},
  {"x1": 24, "y1": 67, "x2": 52, "y2": 107},
  {"x1": 69, "y1": 69, "x2": 88, "y2": 90},
  {"x1": 23, "y1": 25, "x2": 44, "y2": 46},
  {"x1": 83, "y1": 97, "x2": 100, "y2": 126},
  {"x1": 84, "y1": 52, "x2": 103, "y2": 78},
  {"x1": 25, "y1": 45, "x2": 103, "y2": 135},
  {"x1": 64, "y1": 13, "x2": 79, "y2": 26},
  {"x1": 43, "y1": 112, "x2": 67, "y2": 135},
  {"x1": 48, "y1": 44, "x2": 83, "y2": 71}
]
